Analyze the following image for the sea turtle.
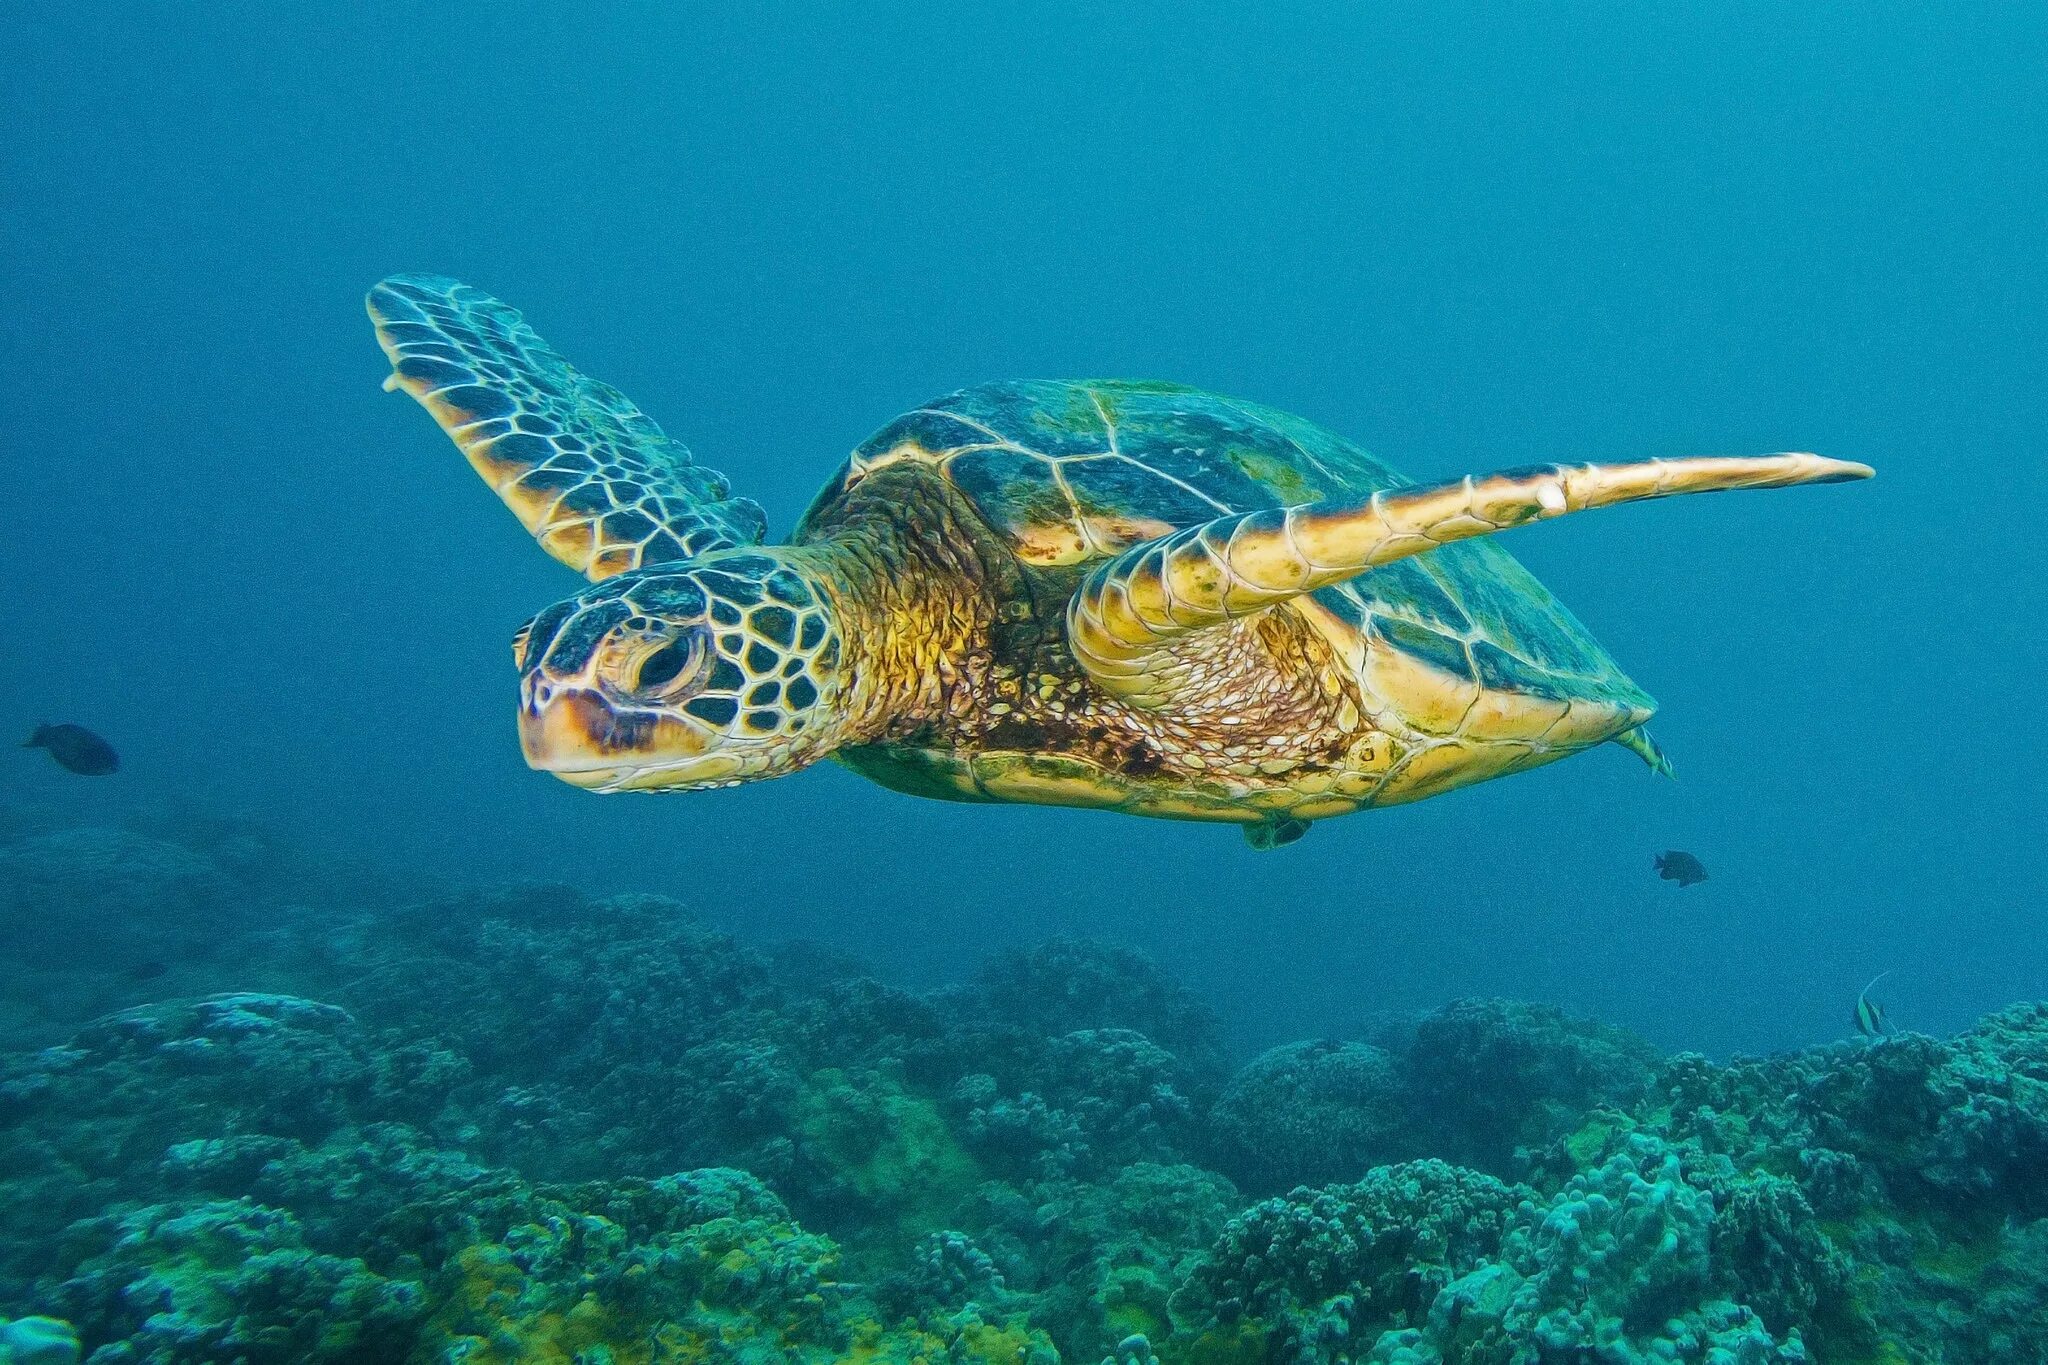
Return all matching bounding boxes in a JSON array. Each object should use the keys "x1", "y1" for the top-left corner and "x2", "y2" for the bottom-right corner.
[{"x1": 367, "y1": 276, "x2": 1869, "y2": 848}]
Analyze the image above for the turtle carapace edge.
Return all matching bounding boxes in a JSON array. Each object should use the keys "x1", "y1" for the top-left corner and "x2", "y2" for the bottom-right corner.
[{"x1": 368, "y1": 275, "x2": 1871, "y2": 848}]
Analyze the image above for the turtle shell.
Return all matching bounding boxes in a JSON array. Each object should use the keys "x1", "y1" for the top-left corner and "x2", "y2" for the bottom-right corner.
[{"x1": 799, "y1": 379, "x2": 1653, "y2": 717}]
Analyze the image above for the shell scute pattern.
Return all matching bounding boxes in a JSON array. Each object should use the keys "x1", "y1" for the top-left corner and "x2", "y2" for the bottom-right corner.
[
  {"x1": 1059, "y1": 454, "x2": 1218, "y2": 531},
  {"x1": 1331, "y1": 561, "x2": 1473, "y2": 637},
  {"x1": 939, "y1": 448, "x2": 1078, "y2": 560},
  {"x1": 1105, "y1": 406, "x2": 1335, "y2": 510},
  {"x1": 858, "y1": 407, "x2": 994, "y2": 457},
  {"x1": 1371, "y1": 613, "x2": 1477, "y2": 682},
  {"x1": 928, "y1": 379, "x2": 1119, "y2": 458},
  {"x1": 831, "y1": 379, "x2": 1643, "y2": 711},
  {"x1": 1436, "y1": 546, "x2": 1644, "y2": 702}
]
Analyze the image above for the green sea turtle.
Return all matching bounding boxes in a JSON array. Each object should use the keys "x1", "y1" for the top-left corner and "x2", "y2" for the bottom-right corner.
[{"x1": 367, "y1": 275, "x2": 1869, "y2": 848}]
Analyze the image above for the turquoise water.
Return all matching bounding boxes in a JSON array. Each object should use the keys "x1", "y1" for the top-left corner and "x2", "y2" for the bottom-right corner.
[{"x1": 3, "y1": 9, "x2": 2045, "y2": 1362}]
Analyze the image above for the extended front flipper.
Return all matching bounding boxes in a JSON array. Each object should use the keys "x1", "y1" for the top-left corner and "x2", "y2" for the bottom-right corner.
[
  {"x1": 367, "y1": 275, "x2": 766, "y2": 580},
  {"x1": 1068, "y1": 454, "x2": 1871, "y2": 707}
]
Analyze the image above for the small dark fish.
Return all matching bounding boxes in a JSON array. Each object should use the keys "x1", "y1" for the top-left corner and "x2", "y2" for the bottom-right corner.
[
  {"x1": 125, "y1": 960, "x2": 169, "y2": 983},
  {"x1": 23, "y1": 723, "x2": 119, "y2": 775},
  {"x1": 1653, "y1": 850, "x2": 1708, "y2": 887},
  {"x1": 1855, "y1": 972, "x2": 1894, "y2": 1040}
]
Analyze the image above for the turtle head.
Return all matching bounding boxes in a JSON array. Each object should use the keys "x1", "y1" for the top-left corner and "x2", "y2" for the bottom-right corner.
[{"x1": 511, "y1": 552, "x2": 845, "y2": 792}]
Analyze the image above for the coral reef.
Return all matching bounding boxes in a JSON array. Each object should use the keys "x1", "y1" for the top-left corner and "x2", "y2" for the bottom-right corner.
[
  {"x1": 1, "y1": 815, "x2": 2045, "y2": 1362},
  {"x1": 933, "y1": 937, "x2": 1233, "y2": 1086},
  {"x1": 1392, "y1": 997, "x2": 1661, "y2": 1174},
  {"x1": 1208, "y1": 1039, "x2": 1407, "y2": 1192},
  {"x1": 0, "y1": 1317, "x2": 80, "y2": 1365}
]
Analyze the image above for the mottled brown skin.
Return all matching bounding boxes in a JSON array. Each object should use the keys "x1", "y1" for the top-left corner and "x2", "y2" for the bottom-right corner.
[{"x1": 803, "y1": 463, "x2": 1364, "y2": 823}]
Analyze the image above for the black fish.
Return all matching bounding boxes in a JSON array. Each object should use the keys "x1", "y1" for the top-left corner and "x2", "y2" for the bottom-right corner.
[
  {"x1": 1653, "y1": 850, "x2": 1708, "y2": 887},
  {"x1": 23, "y1": 723, "x2": 119, "y2": 775},
  {"x1": 125, "y1": 960, "x2": 169, "y2": 983}
]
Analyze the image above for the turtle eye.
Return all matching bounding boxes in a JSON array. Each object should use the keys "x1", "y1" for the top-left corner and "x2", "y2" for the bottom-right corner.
[{"x1": 630, "y1": 631, "x2": 707, "y2": 698}]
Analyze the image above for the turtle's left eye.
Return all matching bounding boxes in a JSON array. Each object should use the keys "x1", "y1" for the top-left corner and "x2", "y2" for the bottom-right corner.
[{"x1": 630, "y1": 631, "x2": 707, "y2": 698}]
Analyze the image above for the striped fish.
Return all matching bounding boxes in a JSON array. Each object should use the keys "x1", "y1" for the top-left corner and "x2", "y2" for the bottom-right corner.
[{"x1": 1854, "y1": 972, "x2": 1894, "y2": 1040}]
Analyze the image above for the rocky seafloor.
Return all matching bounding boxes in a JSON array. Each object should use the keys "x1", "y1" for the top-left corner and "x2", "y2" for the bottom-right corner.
[{"x1": 0, "y1": 808, "x2": 2044, "y2": 1364}]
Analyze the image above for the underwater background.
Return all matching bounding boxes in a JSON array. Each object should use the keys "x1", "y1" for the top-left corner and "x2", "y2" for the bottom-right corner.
[{"x1": 3, "y1": 6, "x2": 2045, "y2": 1362}]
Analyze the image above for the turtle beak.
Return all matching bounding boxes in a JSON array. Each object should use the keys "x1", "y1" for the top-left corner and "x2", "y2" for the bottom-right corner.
[
  {"x1": 517, "y1": 674, "x2": 743, "y2": 791},
  {"x1": 517, "y1": 685, "x2": 646, "y2": 776}
]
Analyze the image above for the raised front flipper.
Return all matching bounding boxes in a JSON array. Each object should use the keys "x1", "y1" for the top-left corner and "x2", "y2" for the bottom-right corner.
[
  {"x1": 367, "y1": 275, "x2": 765, "y2": 580},
  {"x1": 1068, "y1": 453, "x2": 1872, "y2": 707}
]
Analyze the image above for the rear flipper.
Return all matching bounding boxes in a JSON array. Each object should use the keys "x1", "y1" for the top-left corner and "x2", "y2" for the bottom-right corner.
[
  {"x1": 1244, "y1": 817, "x2": 1311, "y2": 850},
  {"x1": 1614, "y1": 724, "x2": 1674, "y2": 778}
]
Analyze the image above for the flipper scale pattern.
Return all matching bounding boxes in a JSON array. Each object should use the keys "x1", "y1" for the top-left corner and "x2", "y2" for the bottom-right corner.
[{"x1": 368, "y1": 275, "x2": 765, "y2": 580}]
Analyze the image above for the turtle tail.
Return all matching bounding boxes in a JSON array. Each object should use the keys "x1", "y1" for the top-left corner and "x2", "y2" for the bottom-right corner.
[{"x1": 1614, "y1": 725, "x2": 1674, "y2": 778}]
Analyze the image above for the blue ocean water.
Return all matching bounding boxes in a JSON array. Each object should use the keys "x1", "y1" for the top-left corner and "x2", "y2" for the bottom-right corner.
[
  {"x1": 5, "y1": 9, "x2": 2048, "y2": 1361},
  {"x1": 12, "y1": 13, "x2": 2048, "y2": 1365}
]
